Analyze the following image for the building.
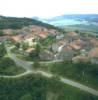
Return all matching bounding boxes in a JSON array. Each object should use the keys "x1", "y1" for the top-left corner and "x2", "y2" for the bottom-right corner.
[
  {"x1": 56, "y1": 46, "x2": 74, "y2": 60},
  {"x1": 66, "y1": 32, "x2": 79, "y2": 42},
  {"x1": 72, "y1": 55, "x2": 89, "y2": 63},
  {"x1": 88, "y1": 48, "x2": 98, "y2": 64},
  {"x1": 39, "y1": 50, "x2": 54, "y2": 61}
]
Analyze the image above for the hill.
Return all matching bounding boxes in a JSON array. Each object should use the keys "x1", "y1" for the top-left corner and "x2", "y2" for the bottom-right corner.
[{"x1": 0, "y1": 16, "x2": 62, "y2": 31}]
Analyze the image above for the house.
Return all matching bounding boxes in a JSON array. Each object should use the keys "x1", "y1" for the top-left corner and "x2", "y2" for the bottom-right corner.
[
  {"x1": 51, "y1": 43, "x2": 61, "y2": 53},
  {"x1": 66, "y1": 32, "x2": 79, "y2": 42},
  {"x1": 3, "y1": 29, "x2": 13, "y2": 35},
  {"x1": 88, "y1": 48, "x2": 98, "y2": 64},
  {"x1": 90, "y1": 38, "x2": 98, "y2": 47},
  {"x1": 31, "y1": 25, "x2": 43, "y2": 32},
  {"x1": 11, "y1": 33, "x2": 36, "y2": 44},
  {"x1": 48, "y1": 29, "x2": 59, "y2": 36},
  {"x1": 69, "y1": 39, "x2": 84, "y2": 50},
  {"x1": 72, "y1": 55, "x2": 89, "y2": 63},
  {"x1": 11, "y1": 35, "x2": 22, "y2": 42},
  {"x1": 58, "y1": 39, "x2": 67, "y2": 45},
  {"x1": 80, "y1": 37, "x2": 92, "y2": 50},
  {"x1": 25, "y1": 48, "x2": 35, "y2": 53},
  {"x1": 88, "y1": 48, "x2": 98, "y2": 58},
  {"x1": 39, "y1": 32, "x2": 48, "y2": 39},
  {"x1": 67, "y1": 32, "x2": 78, "y2": 37},
  {"x1": 56, "y1": 46, "x2": 74, "y2": 60},
  {"x1": 70, "y1": 43, "x2": 81, "y2": 50},
  {"x1": 39, "y1": 50, "x2": 54, "y2": 61}
]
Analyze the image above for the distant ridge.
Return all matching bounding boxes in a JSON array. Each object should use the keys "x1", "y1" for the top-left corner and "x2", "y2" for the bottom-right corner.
[{"x1": 37, "y1": 14, "x2": 98, "y2": 32}]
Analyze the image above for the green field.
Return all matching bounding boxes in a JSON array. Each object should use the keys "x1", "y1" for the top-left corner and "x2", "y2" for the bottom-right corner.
[
  {"x1": 0, "y1": 73, "x2": 97, "y2": 100},
  {"x1": 38, "y1": 61, "x2": 98, "y2": 90}
]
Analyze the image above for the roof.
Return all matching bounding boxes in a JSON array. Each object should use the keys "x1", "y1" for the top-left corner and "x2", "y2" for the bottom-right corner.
[
  {"x1": 69, "y1": 39, "x2": 84, "y2": 50},
  {"x1": 11, "y1": 34, "x2": 35, "y2": 42},
  {"x1": 39, "y1": 32, "x2": 48, "y2": 39},
  {"x1": 58, "y1": 40, "x2": 67, "y2": 45},
  {"x1": 72, "y1": 55, "x2": 89, "y2": 62},
  {"x1": 67, "y1": 32, "x2": 78, "y2": 37},
  {"x1": 90, "y1": 38, "x2": 98, "y2": 46},
  {"x1": 11, "y1": 35, "x2": 22, "y2": 42},
  {"x1": 88, "y1": 48, "x2": 98, "y2": 58},
  {"x1": 70, "y1": 43, "x2": 81, "y2": 50},
  {"x1": 25, "y1": 48, "x2": 35, "y2": 53},
  {"x1": 62, "y1": 45, "x2": 73, "y2": 51}
]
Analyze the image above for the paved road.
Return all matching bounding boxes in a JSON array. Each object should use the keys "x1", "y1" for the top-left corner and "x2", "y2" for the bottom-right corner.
[
  {"x1": 0, "y1": 71, "x2": 31, "y2": 78},
  {"x1": 61, "y1": 77, "x2": 98, "y2": 96},
  {"x1": 1, "y1": 69, "x2": 98, "y2": 96},
  {"x1": 1, "y1": 44, "x2": 98, "y2": 96},
  {"x1": 0, "y1": 70, "x2": 52, "y2": 79},
  {"x1": 6, "y1": 45, "x2": 33, "y2": 71}
]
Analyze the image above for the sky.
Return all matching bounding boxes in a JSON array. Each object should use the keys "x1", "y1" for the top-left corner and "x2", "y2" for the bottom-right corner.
[{"x1": 0, "y1": 0, "x2": 98, "y2": 18}]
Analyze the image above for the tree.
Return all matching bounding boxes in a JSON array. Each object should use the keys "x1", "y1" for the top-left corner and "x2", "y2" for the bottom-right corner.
[
  {"x1": 0, "y1": 43, "x2": 6, "y2": 59},
  {"x1": 29, "y1": 43, "x2": 41, "y2": 60},
  {"x1": 15, "y1": 42, "x2": 20, "y2": 49},
  {"x1": 22, "y1": 42, "x2": 29, "y2": 50},
  {"x1": 35, "y1": 43, "x2": 41, "y2": 57},
  {"x1": 75, "y1": 30, "x2": 79, "y2": 33},
  {"x1": 33, "y1": 60, "x2": 40, "y2": 70},
  {"x1": 20, "y1": 93, "x2": 32, "y2": 100},
  {"x1": 0, "y1": 30, "x2": 4, "y2": 36}
]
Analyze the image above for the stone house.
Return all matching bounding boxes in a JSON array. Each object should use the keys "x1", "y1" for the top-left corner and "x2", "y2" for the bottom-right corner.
[
  {"x1": 56, "y1": 46, "x2": 75, "y2": 60},
  {"x1": 39, "y1": 50, "x2": 54, "y2": 61}
]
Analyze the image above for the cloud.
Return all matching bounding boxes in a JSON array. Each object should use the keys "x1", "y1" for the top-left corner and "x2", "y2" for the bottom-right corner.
[{"x1": 0, "y1": 0, "x2": 98, "y2": 18}]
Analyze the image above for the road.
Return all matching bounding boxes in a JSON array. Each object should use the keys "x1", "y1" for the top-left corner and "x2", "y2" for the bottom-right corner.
[
  {"x1": 6, "y1": 45, "x2": 33, "y2": 71},
  {"x1": 1, "y1": 44, "x2": 98, "y2": 96}
]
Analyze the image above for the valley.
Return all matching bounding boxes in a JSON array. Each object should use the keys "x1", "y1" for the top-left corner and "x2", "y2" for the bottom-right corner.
[{"x1": 38, "y1": 14, "x2": 98, "y2": 33}]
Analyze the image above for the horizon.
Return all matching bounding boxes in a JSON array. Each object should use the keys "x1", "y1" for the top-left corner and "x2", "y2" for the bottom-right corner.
[
  {"x1": 1, "y1": 14, "x2": 98, "y2": 19},
  {"x1": 0, "y1": 0, "x2": 98, "y2": 18}
]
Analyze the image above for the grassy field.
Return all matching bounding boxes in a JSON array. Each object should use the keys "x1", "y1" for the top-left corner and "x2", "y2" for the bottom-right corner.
[
  {"x1": 0, "y1": 73, "x2": 97, "y2": 100},
  {"x1": 38, "y1": 61, "x2": 98, "y2": 90}
]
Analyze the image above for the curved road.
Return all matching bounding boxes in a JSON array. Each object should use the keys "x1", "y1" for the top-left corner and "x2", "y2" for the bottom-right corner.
[{"x1": 1, "y1": 45, "x2": 98, "y2": 96}]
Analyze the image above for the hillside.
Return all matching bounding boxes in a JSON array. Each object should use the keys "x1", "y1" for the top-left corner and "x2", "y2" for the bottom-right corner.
[
  {"x1": 0, "y1": 16, "x2": 98, "y2": 100},
  {"x1": 0, "y1": 16, "x2": 62, "y2": 31}
]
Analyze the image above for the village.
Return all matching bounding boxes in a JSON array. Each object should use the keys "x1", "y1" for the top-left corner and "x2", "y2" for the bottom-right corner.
[{"x1": 1, "y1": 25, "x2": 98, "y2": 64}]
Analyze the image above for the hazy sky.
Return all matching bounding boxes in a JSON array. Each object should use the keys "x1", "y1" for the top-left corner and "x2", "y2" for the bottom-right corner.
[{"x1": 0, "y1": 0, "x2": 98, "y2": 18}]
